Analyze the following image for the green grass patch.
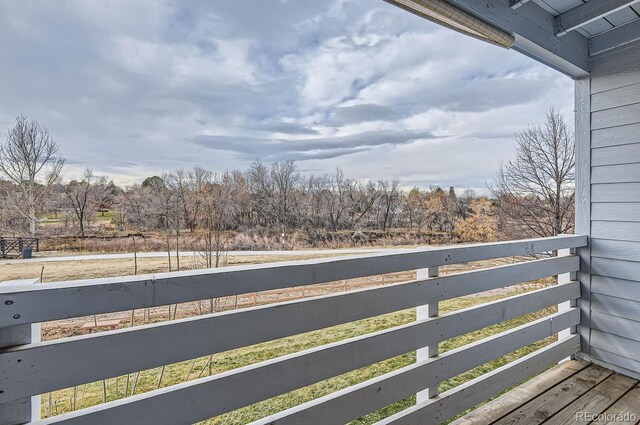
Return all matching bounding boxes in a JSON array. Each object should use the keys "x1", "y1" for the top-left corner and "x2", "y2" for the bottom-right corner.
[{"x1": 41, "y1": 290, "x2": 555, "y2": 423}]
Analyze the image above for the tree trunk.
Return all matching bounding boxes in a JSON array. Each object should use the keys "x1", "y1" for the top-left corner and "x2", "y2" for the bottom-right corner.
[
  {"x1": 175, "y1": 228, "x2": 180, "y2": 271},
  {"x1": 28, "y1": 191, "x2": 36, "y2": 237},
  {"x1": 79, "y1": 212, "x2": 85, "y2": 238},
  {"x1": 166, "y1": 228, "x2": 172, "y2": 272}
]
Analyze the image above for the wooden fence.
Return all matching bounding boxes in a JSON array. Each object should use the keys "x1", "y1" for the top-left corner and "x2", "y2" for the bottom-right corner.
[
  {"x1": 0, "y1": 237, "x2": 39, "y2": 258},
  {"x1": 0, "y1": 235, "x2": 586, "y2": 424}
]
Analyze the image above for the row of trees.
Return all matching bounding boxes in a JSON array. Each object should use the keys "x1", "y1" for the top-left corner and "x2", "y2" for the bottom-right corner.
[
  {"x1": 1, "y1": 163, "x2": 494, "y2": 240},
  {"x1": 0, "y1": 109, "x2": 575, "y2": 247}
]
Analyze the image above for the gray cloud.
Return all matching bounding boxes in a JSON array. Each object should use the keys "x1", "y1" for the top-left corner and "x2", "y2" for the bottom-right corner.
[
  {"x1": 0, "y1": 0, "x2": 573, "y2": 188},
  {"x1": 248, "y1": 122, "x2": 320, "y2": 135},
  {"x1": 193, "y1": 129, "x2": 438, "y2": 160},
  {"x1": 325, "y1": 104, "x2": 401, "y2": 125}
]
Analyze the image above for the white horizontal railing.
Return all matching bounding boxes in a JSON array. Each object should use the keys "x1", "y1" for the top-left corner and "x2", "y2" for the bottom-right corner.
[
  {"x1": 0, "y1": 235, "x2": 587, "y2": 425},
  {"x1": 0, "y1": 236, "x2": 586, "y2": 327}
]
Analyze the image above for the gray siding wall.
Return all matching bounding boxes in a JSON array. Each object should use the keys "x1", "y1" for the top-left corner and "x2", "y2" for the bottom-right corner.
[{"x1": 583, "y1": 39, "x2": 640, "y2": 378}]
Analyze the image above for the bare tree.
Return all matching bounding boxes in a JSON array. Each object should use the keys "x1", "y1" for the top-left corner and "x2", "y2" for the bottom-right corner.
[
  {"x1": 325, "y1": 168, "x2": 352, "y2": 231},
  {"x1": 93, "y1": 180, "x2": 118, "y2": 216},
  {"x1": 121, "y1": 184, "x2": 148, "y2": 230},
  {"x1": 170, "y1": 169, "x2": 203, "y2": 233},
  {"x1": 63, "y1": 168, "x2": 102, "y2": 238},
  {"x1": 349, "y1": 181, "x2": 379, "y2": 228},
  {"x1": 144, "y1": 175, "x2": 175, "y2": 271},
  {"x1": 378, "y1": 180, "x2": 400, "y2": 231},
  {"x1": 247, "y1": 160, "x2": 273, "y2": 226},
  {"x1": 271, "y1": 160, "x2": 300, "y2": 230},
  {"x1": 425, "y1": 186, "x2": 457, "y2": 239},
  {"x1": 491, "y1": 108, "x2": 575, "y2": 239},
  {"x1": 405, "y1": 187, "x2": 427, "y2": 233},
  {"x1": 228, "y1": 170, "x2": 251, "y2": 227},
  {"x1": 0, "y1": 115, "x2": 64, "y2": 236},
  {"x1": 303, "y1": 175, "x2": 327, "y2": 229},
  {"x1": 198, "y1": 171, "x2": 236, "y2": 268},
  {"x1": 0, "y1": 180, "x2": 26, "y2": 234}
]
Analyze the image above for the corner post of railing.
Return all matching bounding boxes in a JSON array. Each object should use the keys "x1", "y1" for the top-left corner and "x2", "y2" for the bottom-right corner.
[
  {"x1": 0, "y1": 279, "x2": 41, "y2": 424},
  {"x1": 557, "y1": 241, "x2": 578, "y2": 360},
  {"x1": 416, "y1": 266, "x2": 439, "y2": 403}
]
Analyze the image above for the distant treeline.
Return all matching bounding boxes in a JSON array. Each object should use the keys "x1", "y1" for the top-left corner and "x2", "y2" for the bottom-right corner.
[{"x1": 0, "y1": 160, "x2": 498, "y2": 247}]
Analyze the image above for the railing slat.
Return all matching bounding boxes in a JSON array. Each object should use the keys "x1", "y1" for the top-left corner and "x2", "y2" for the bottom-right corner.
[
  {"x1": 0, "y1": 279, "x2": 40, "y2": 425},
  {"x1": 251, "y1": 309, "x2": 580, "y2": 425},
  {"x1": 416, "y1": 266, "x2": 439, "y2": 403},
  {"x1": 30, "y1": 283, "x2": 579, "y2": 424},
  {"x1": 376, "y1": 335, "x2": 582, "y2": 425},
  {"x1": 0, "y1": 235, "x2": 587, "y2": 326},
  {"x1": 0, "y1": 257, "x2": 578, "y2": 404}
]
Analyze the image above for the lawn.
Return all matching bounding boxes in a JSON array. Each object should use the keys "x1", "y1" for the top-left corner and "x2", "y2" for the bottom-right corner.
[
  {"x1": 39, "y1": 289, "x2": 555, "y2": 424},
  {"x1": 40, "y1": 211, "x2": 116, "y2": 222}
]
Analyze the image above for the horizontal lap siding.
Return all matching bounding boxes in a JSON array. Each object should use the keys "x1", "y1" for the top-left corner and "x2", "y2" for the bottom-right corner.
[
  {"x1": 591, "y1": 239, "x2": 640, "y2": 261},
  {"x1": 591, "y1": 312, "x2": 640, "y2": 345},
  {"x1": 590, "y1": 348, "x2": 640, "y2": 379},
  {"x1": 592, "y1": 222, "x2": 640, "y2": 241},
  {"x1": 592, "y1": 182, "x2": 640, "y2": 201},
  {"x1": 591, "y1": 257, "x2": 640, "y2": 282},
  {"x1": 592, "y1": 164, "x2": 640, "y2": 183},
  {"x1": 591, "y1": 41, "x2": 640, "y2": 94},
  {"x1": 592, "y1": 123, "x2": 640, "y2": 148},
  {"x1": 592, "y1": 103, "x2": 640, "y2": 130},
  {"x1": 591, "y1": 330, "x2": 640, "y2": 364},
  {"x1": 592, "y1": 203, "x2": 640, "y2": 221},
  {"x1": 592, "y1": 275, "x2": 640, "y2": 302},
  {"x1": 591, "y1": 294, "x2": 640, "y2": 323},
  {"x1": 592, "y1": 82, "x2": 640, "y2": 112},
  {"x1": 592, "y1": 144, "x2": 640, "y2": 166},
  {"x1": 589, "y1": 41, "x2": 640, "y2": 376}
]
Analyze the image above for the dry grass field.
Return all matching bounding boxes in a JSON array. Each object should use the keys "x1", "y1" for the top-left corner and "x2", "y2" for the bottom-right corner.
[{"x1": 0, "y1": 253, "x2": 340, "y2": 282}]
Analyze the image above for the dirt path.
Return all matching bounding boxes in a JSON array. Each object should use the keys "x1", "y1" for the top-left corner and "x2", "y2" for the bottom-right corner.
[{"x1": 0, "y1": 247, "x2": 403, "y2": 264}]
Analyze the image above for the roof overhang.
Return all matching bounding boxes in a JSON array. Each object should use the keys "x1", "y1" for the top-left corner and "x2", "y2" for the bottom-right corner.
[{"x1": 385, "y1": 0, "x2": 640, "y2": 79}]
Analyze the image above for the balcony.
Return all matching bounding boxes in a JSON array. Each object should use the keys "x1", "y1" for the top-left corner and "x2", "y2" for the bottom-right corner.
[{"x1": 1, "y1": 235, "x2": 614, "y2": 424}]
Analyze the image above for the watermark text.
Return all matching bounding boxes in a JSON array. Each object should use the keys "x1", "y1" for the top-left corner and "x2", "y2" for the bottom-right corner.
[{"x1": 576, "y1": 412, "x2": 636, "y2": 422}]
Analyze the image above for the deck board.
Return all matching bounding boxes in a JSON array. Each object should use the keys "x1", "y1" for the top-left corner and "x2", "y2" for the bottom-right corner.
[
  {"x1": 543, "y1": 373, "x2": 638, "y2": 424},
  {"x1": 492, "y1": 364, "x2": 613, "y2": 424},
  {"x1": 591, "y1": 384, "x2": 640, "y2": 424},
  {"x1": 457, "y1": 362, "x2": 640, "y2": 425},
  {"x1": 451, "y1": 360, "x2": 589, "y2": 425}
]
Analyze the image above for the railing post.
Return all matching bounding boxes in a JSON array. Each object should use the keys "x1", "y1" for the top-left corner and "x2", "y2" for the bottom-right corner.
[
  {"x1": 558, "y1": 246, "x2": 577, "y2": 361},
  {"x1": 0, "y1": 279, "x2": 41, "y2": 424},
  {"x1": 416, "y1": 266, "x2": 439, "y2": 403}
]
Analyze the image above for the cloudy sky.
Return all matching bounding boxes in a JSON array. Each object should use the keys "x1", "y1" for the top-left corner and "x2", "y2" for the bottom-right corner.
[{"x1": 0, "y1": 0, "x2": 574, "y2": 191}]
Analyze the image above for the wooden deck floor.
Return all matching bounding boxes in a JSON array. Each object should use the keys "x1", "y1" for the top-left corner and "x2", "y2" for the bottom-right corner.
[{"x1": 454, "y1": 360, "x2": 640, "y2": 425}]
